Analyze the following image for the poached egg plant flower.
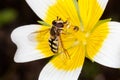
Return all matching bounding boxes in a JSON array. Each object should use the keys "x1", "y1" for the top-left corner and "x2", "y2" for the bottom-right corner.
[{"x1": 11, "y1": 0, "x2": 120, "y2": 80}]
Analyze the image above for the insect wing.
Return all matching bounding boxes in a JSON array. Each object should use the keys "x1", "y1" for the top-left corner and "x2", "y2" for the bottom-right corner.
[{"x1": 28, "y1": 28, "x2": 50, "y2": 42}]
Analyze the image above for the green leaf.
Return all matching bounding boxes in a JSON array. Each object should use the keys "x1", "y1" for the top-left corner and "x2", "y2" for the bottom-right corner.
[
  {"x1": 0, "y1": 9, "x2": 17, "y2": 26},
  {"x1": 37, "y1": 20, "x2": 51, "y2": 27},
  {"x1": 95, "y1": 18, "x2": 112, "y2": 27},
  {"x1": 90, "y1": 18, "x2": 112, "y2": 33}
]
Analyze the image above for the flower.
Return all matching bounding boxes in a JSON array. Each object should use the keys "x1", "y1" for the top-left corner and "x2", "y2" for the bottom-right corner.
[{"x1": 11, "y1": 0, "x2": 120, "y2": 80}]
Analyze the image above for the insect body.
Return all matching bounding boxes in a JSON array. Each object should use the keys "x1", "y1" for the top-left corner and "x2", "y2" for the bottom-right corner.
[
  {"x1": 49, "y1": 18, "x2": 65, "y2": 53},
  {"x1": 29, "y1": 17, "x2": 79, "y2": 58}
]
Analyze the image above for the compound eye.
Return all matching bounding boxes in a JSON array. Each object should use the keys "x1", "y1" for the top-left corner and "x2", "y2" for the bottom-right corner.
[
  {"x1": 56, "y1": 23, "x2": 64, "y2": 28},
  {"x1": 52, "y1": 20, "x2": 56, "y2": 25}
]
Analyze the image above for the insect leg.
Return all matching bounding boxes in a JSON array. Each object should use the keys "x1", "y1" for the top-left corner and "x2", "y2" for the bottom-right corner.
[{"x1": 58, "y1": 35, "x2": 71, "y2": 59}]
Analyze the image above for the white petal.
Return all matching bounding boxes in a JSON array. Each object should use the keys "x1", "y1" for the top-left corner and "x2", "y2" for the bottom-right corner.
[
  {"x1": 38, "y1": 42, "x2": 85, "y2": 80},
  {"x1": 26, "y1": 0, "x2": 56, "y2": 20},
  {"x1": 38, "y1": 62, "x2": 82, "y2": 80},
  {"x1": 94, "y1": 22, "x2": 120, "y2": 68},
  {"x1": 11, "y1": 25, "x2": 46, "y2": 63}
]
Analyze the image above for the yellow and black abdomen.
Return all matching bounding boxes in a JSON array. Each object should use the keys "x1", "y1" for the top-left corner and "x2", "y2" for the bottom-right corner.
[{"x1": 48, "y1": 38, "x2": 58, "y2": 53}]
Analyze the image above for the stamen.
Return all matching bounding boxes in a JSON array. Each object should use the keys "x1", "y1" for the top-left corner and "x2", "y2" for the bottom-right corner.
[
  {"x1": 73, "y1": 0, "x2": 84, "y2": 31},
  {"x1": 67, "y1": 40, "x2": 79, "y2": 51}
]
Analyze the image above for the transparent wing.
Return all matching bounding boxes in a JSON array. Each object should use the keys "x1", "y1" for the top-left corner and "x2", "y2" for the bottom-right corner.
[{"x1": 28, "y1": 28, "x2": 50, "y2": 42}]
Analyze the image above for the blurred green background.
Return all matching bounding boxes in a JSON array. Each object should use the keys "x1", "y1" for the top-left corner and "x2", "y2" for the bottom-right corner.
[{"x1": 0, "y1": 0, "x2": 120, "y2": 80}]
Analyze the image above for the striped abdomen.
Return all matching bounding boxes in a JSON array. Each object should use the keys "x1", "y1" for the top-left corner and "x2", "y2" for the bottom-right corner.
[{"x1": 48, "y1": 38, "x2": 58, "y2": 53}]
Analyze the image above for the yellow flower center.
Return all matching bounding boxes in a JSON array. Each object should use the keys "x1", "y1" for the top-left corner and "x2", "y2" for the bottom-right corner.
[
  {"x1": 36, "y1": 18, "x2": 109, "y2": 71},
  {"x1": 77, "y1": 31, "x2": 87, "y2": 45},
  {"x1": 35, "y1": 0, "x2": 110, "y2": 71}
]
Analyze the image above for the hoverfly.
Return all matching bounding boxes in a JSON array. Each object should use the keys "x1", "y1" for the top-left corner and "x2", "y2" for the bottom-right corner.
[
  {"x1": 29, "y1": 17, "x2": 79, "y2": 58},
  {"x1": 49, "y1": 17, "x2": 67, "y2": 53}
]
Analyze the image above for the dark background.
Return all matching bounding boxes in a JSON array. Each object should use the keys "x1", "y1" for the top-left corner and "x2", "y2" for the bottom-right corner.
[{"x1": 0, "y1": 0, "x2": 120, "y2": 80}]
